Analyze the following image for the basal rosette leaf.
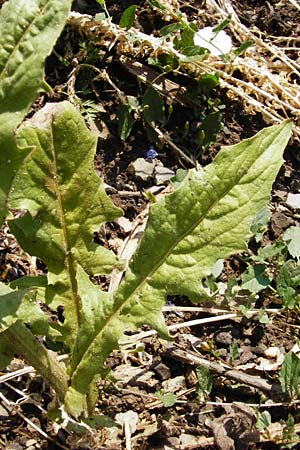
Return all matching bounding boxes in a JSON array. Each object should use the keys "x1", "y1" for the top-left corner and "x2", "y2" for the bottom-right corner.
[
  {"x1": 0, "y1": 0, "x2": 72, "y2": 225},
  {"x1": 65, "y1": 121, "x2": 292, "y2": 417},
  {"x1": 0, "y1": 283, "x2": 48, "y2": 335},
  {"x1": 9, "y1": 101, "x2": 123, "y2": 346}
]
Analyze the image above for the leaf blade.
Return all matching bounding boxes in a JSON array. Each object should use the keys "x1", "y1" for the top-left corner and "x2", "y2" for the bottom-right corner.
[
  {"x1": 0, "y1": 0, "x2": 72, "y2": 226},
  {"x1": 9, "y1": 102, "x2": 123, "y2": 346},
  {"x1": 66, "y1": 120, "x2": 292, "y2": 416}
]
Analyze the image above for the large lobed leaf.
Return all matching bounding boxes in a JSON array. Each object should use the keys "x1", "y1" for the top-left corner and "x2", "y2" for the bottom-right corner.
[
  {"x1": 0, "y1": 0, "x2": 72, "y2": 225},
  {"x1": 9, "y1": 102, "x2": 123, "y2": 346},
  {"x1": 65, "y1": 120, "x2": 292, "y2": 417}
]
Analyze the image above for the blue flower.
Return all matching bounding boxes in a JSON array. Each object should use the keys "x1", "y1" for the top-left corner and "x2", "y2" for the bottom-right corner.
[{"x1": 145, "y1": 146, "x2": 159, "y2": 161}]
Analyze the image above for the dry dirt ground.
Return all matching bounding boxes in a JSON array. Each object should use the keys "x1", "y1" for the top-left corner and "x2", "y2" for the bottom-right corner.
[{"x1": 0, "y1": 0, "x2": 300, "y2": 449}]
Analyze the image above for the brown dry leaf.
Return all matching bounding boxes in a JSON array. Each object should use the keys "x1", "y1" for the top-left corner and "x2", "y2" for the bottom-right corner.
[{"x1": 209, "y1": 403, "x2": 260, "y2": 450}]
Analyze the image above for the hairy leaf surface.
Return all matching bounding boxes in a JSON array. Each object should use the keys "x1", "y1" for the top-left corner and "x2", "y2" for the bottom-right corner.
[
  {"x1": 0, "y1": 283, "x2": 47, "y2": 335},
  {"x1": 9, "y1": 102, "x2": 123, "y2": 346},
  {"x1": 65, "y1": 121, "x2": 292, "y2": 416},
  {"x1": 0, "y1": 0, "x2": 72, "y2": 225}
]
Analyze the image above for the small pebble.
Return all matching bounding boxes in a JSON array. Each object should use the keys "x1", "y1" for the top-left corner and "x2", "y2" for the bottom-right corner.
[{"x1": 26, "y1": 439, "x2": 37, "y2": 447}]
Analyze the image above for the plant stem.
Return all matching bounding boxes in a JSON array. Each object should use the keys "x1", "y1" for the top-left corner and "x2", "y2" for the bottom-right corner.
[{"x1": 2, "y1": 321, "x2": 69, "y2": 403}]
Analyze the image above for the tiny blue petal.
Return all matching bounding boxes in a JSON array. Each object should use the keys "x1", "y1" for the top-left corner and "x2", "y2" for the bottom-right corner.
[{"x1": 145, "y1": 147, "x2": 159, "y2": 160}]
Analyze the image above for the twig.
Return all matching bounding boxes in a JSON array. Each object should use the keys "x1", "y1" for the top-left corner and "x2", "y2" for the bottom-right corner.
[
  {"x1": 163, "y1": 343, "x2": 274, "y2": 395},
  {"x1": 287, "y1": 0, "x2": 300, "y2": 11},
  {"x1": 0, "y1": 354, "x2": 69, "y2": 384},
  {"x1": 121, "y1": 312, "x2": 241, "y2": 345},
  {"x1": 0, "y1": 392, "x2": 69, "y2": 450}
]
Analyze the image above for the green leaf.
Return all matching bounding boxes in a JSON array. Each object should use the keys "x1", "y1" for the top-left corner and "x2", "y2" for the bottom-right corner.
[
  {"x1": 241, "y1": 264, "x2": 271, "y2": 294},
  {"x1": 256, "y1": 410, "x2": 272, "y2": 431},
  {"x1": 230, "y1": 340, "x2": 239, "y2": 361},
  {"x1": 119, "y1": 5, "x2": 137, "y2": 30},
  {"x1": 277, "y1": 260, "x2": 300, "y2": 309},
  {"x1": 0, "y1": 331, "x2": 15, "y2": 370},
  {"x1": 10, "y1": 275, "x2": 47, "y2": 303},
  {"x1": 155, "y1": 391, "x2": 177, "y2": 407},
  {"x1": 199, "y1": 111, "x2": 222, "y2": 150},
  {"x1": 198, "y1": 73, "x2": 220, "y2": 96},
  {"x1": 148, "y1": 53, "x2": 179, "y2": 71},
  {"x1": 147, "y1": 0, "x2": 167, "y2": 10},
  {"x1": 0, "y1": 0, "x2": 72, "y2": 227},
  {"x1": 283, "y1": 226, "x2": 300, "y2": 260},
  {"x1": 142, "y1": 86, "x2": 165, "y2": 126},
  {"x1": 160, "y1": 22, "x2": 183, "y2": 36},
  {"x1": 253, "y1": 241, "x2": 286, "y2": 263},
  {"x1": 258, "y1": 310, "x2": 269, "y2": 324},
  {"x1": 279, "y1": 351, "x2": 300, "y2": 399},
  {"x1": 196, "y1": 366, "x2": 212, "y2": 401},
  {"x1": 65, "y1": 120, "x2": 292, "y2": 417},
  {"x1": 234, "y1": 40, "x2": 255, "y2": 56},
  {"x1": 250, "y1": 205, "x2": 271, "y2": 242},
  {"x1": 212, "y1": 16, "x2": 232, "y2": 33},
  {"x1": 174, "y1": 28, "x2": 195, "y2": 52},
  {"x1": 117, "y1": 104, "x2": 136, "y2": 140},
  {"x1": 83, "y1": 415, "x2": 116, "y2": 429},
  {"x1": 8, "y1": 102, "x2": 123, "y2": 346},
  {"x1": 0, "y1": 282, "x2": 48, "y2": 335}
]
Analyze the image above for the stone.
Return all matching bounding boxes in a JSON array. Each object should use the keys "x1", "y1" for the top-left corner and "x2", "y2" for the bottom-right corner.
[
  {"x1": 115, "y1": 217, "x2": 132, "y2": 234},
  {"x1": 128, "y1": 158, "x2": 155, "y2": 182},
  {"x1": 152, "y1": 362, "x2": 171, "y2": 380},
  {"x1": 154, "y1": 165, "x2": 175, "y2": 185},
  {"x1": 162, "y1": 375, "x2": 186, "y2": 392}
]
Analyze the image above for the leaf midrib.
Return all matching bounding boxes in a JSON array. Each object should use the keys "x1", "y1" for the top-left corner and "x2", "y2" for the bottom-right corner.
[
  {"x1": 72, "y1": 147, "x2": 273, "y2": 382},
  {"x1": 49, "y1": 126, "x2": 81, "y2": 328}
]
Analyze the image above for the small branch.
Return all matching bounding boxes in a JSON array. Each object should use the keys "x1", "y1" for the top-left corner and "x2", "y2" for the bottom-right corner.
[
  {"x1": 163, "y1": 342, "x2": 274, "y2": 395},
  {"x1": 0, "y1": 392, "x2": 69, "y2": 450}
]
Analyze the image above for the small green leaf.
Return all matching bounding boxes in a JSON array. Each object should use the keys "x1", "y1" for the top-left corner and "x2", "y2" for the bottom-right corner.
[
  {"x1": 118, "y1": 104, "x2": 136, "y2": 140},
  {"x1": 199, "y1": 111, "x2": 222, "y2": 150},
  {"x1": 283, "y1": 227, "x2": 300, "y2": 260},
  {"x1": 234, "y1": 40, "x2": 255, "y2": 56},
  {"x1": 142, "y1": 86, "x2": 165, "y2": 126},
  {"x1": 212, "y1": 16, "x2": 232, "y2": 33},
  {"x1": 119, "y1": 5, "x2": 137, "y2": 30},
  {"x1": 198, "y1": 73, "x2": 220, "y2": 96},
  {"x1": 155, "y1": 391, "x2": 177, "y2": 407},
  {"x1": 149, "y1": 53, "x2": 179, "y2": 71},
  {"x1": 160, "y1": 22, "x2": 183, "y2": 36},
  {"x1": 277, "y1": 260, "x2": 300, "y2": 309},
  {"x1": 170, "y1": 168, "x2": 188, "y2": 188},
  {"x1": 279, "y1": 351, "x2": 300, "y2": 399},
  {"x1": 282, "y1": 414, "x2": 299, "y2": 448},
  {"x1": 0, "y1": 331, "x2": 15, "y2": 370},
  {"x1": 241, "y1": 264, "x2": 271, "y2": 293},
  {"x1": 147, "y1": 0, "x2": 166, "y2": 10},
  {"x1": 253, "y1": 241, "x2": 286, "y2": 262},
  {"x1": 196, "y1": 366, "x2": 213, "y2": 401},
  {"x1": 250, "y1": 206, "x2": 270, "y2": 242},
  {"x1": 174, "y1": 28, "x2": 195, "y2": 52},
  {"x1": 230, "y1": 340, "x2": 239, "y2": 361},
  {"x1": 258, "y1": 310, "x2": 269, "y2": 324},
  {"x1": 239, "y1": 304, "x2": 253, "y2": 319},
  {"x1": 83, "y1": 415, "x2": 116, "y2": 429},
  {"x1": 256, "y1": 410, "x2": 272, "y2": 431}
]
